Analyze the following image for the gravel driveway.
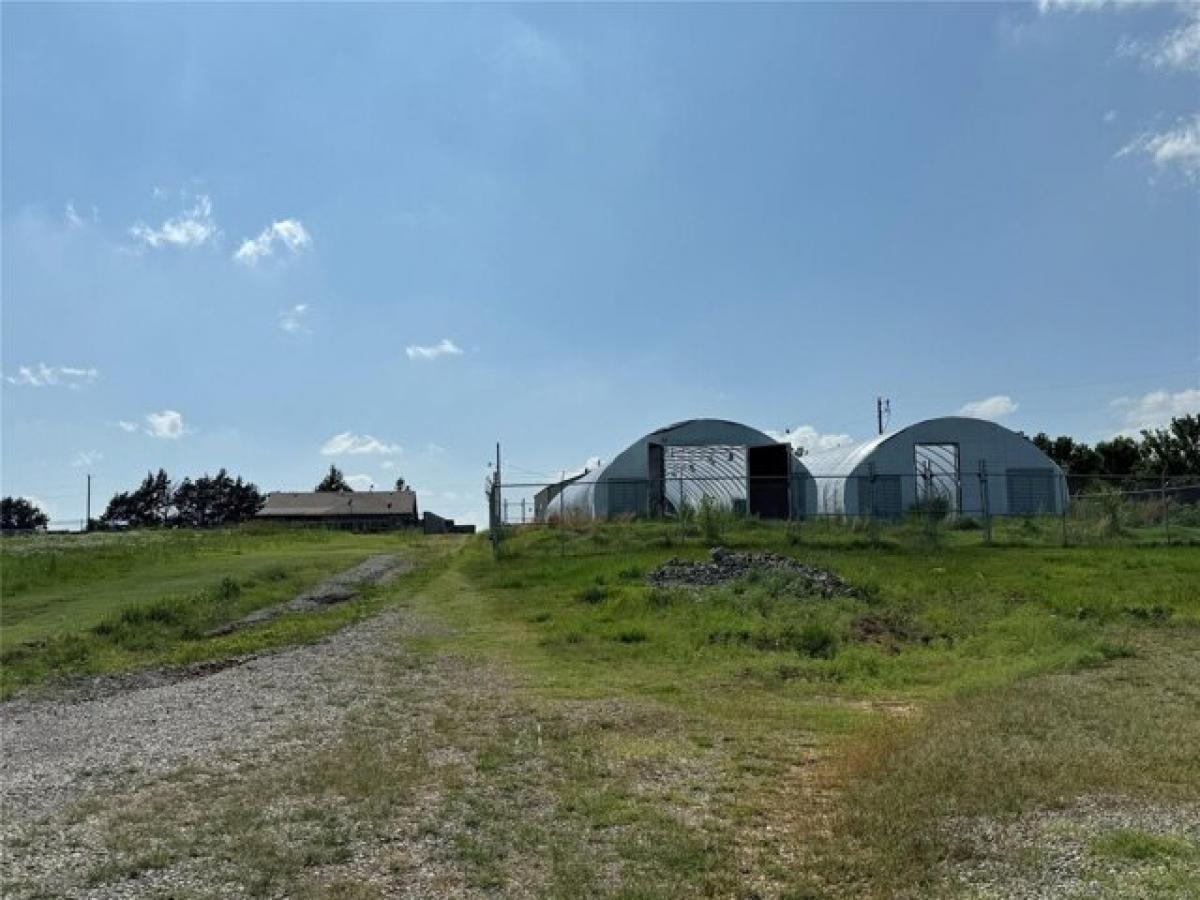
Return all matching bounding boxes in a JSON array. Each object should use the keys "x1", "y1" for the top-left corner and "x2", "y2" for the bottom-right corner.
[{"x1": 0, "y1": 553, "x2": 457, "y2": 897}]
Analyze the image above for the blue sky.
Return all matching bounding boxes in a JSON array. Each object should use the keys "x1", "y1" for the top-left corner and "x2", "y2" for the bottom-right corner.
[{"x1": 3, "y1": 1, "x2": 1197, "y2": 526}]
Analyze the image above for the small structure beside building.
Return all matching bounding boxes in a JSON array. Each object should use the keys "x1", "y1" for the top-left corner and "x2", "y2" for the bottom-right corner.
[
  {"x1": 256, "y1": 490, "x2": 418, "y2": 530},
  {"x1": 422, "y1": 511, "x2": 476, "y2": 535}
]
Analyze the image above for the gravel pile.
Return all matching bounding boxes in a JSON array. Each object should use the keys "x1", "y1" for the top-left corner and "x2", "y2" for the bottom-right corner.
[{"x1": 647, "y1": 546, "x2": 858, "y2": 598}]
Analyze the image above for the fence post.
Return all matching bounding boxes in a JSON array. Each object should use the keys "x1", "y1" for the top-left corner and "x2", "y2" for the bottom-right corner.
[
  {"x1": 1162, "y1": 469, "x2": 1171, "y2": 546},
  {"x1": 980, "y1": 459, "x2": 991, "y2": 545},
  {"x1": 1060, "y1": 468, "x2": 1069, "y2": 548},
  {"x1": 559, "y1": 471, "x2": 567, "y2": 558}
]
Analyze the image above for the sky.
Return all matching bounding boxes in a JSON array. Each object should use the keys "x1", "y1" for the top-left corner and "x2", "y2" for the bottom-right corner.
[{"x1": 3, "y1": 1, "x2": 1198, "y2": 527}]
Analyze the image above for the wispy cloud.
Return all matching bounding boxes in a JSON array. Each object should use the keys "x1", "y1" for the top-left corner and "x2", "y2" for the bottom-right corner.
[
  {"x1": 1112, "y1": 388, "x2": 1200, "y2": 433},
  {"x1": 958, "y1": 395, "x2": 1019, "y2": 419},
  {"x1": 405, "y1": 338, "x2": 463, "y2": 361},
  {"x1": 71, "y1": 450, "x2": 103, "y2": 468},
  {"x1": 1120, "y1": 7, "x2": 1200, "y2": 72},
  {"x1": 1118, "y1": 114, "x2": 1200, "y2": 182},
  {"x1": 345, "y1": 474, "x2": 376, "y2": 492},
  {"x1": 233, "y1": 219, "x2": 312, "y2": 266},
  {"x1": 320, "y1": 431, "x2": 402, "y2": 456},
  {"x1": 766, "y1": 425, "x2": 853, "y2": 454},
  {"x1": 117, "y1": 420, "x2": 139, "y2": 433},
  {"x1": 144, "y1": 409, "x2": 186, "y2": 440},
  {"x1": 129, "y1": 194, "x2": 217, "y2": 250},
  {"x1": 279, "y1": 304, "x2": 310, "y2": 334},
  {"x1": 64, "y1": 201, "x2": 99, "y2": 228},
  {"x1": 1037, "y1": 0, "x2": 1148, "y2": 12},
  {"x1": 5, "y1": 363, "x2": 98, "y2": 388}
]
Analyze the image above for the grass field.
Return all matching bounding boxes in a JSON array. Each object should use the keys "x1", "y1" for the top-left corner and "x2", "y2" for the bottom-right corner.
[
  {"x1": 0, "y1": 526, "x2": 446, "y2": 697},
  {"x1": 3, "y1": 520, "x2": 1199, "y2": 896}
]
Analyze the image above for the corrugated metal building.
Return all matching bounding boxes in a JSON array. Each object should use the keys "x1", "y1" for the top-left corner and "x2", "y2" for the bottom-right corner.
[
  {"x1": 541, "y1": 418, "x2": 798, "y2": 520},
  {"x1": 794, "y1": 416, "x2": 1064, "y2": 518},
  {"x1": 256, "y1": 490, "x2": 418, "y2": 530}
]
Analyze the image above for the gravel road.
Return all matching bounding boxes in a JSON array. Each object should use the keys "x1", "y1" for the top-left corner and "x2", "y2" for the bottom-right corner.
[
  {"x1": 0, "y1": 554, "x2": 445, "y2": 897},
  {"x1": 1, "y1": 607, "x2": 401, "y2": 825}
]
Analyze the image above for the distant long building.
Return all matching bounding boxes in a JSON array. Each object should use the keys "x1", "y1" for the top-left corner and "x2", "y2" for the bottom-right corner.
[{"x1": 256, "y1": 490, "x2": 418, "y2": 530}]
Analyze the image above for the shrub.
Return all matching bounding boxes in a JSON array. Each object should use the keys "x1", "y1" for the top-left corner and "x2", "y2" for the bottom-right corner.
[
  {"x1": 698, "y1": 496, "x2": 724, "y2": 543},
  {"x1": 576, "y1": 584, "x2": 608, "y2": 605},
  {"x1": 794, "y1": 622, "x2": 840, "y2": 659}
]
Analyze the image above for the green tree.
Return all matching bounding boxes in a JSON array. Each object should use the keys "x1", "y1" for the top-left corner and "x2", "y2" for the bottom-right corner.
[
  {"x1": 1139, "y1": 414, "x2": 1200, "y2": 475},
  {"x1": 1094, "y1": 436, "x2": 1142, "y2": 477},
  {"x1": 173, "y1": 469, "x2": 264, "y2": 527},
  {"x1": 316, "y1": 464, "x2": 353, "y2": 492},
  {"x1": 1, "y1": 497, "x2": 49, "y2": 531},
  {"x1": 99, "y1": 469, "x2": 173, "y2": 527}
]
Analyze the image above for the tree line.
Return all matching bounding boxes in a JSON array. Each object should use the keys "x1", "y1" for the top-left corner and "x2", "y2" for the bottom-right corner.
[
  {"x1": 96, "y1": 469, "x2": 265, "y2": 528},
  {"x1": 1027, "y1": 414, "x2": 1199, "y2": 489}
]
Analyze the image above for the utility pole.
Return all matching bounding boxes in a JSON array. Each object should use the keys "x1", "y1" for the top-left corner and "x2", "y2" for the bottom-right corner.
[
  {"x1": 86, "y1": 474, "x2": 92, "y2": 532},
  {"x1": 876, "y1": 397, "x2": 890, "y2": 435}
]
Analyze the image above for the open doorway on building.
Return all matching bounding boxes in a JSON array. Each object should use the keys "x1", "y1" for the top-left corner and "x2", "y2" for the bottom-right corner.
[{"x1": 747, "y1": 443, "x2": 791, "y2": 519}]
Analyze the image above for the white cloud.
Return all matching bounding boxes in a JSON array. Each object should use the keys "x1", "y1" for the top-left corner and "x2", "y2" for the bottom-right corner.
[
  {"x1": 320, "y1": 431, "x2": 402, "y2": 456},
  {"x1": 405, "y1": 338, "x2": 463, "y2": 361},
  {"x1": 1112, "y1": 388, "x2": 1200, "y2": 432},
  {"x1": 766, "y1": 425, "x2": 854, "y2": 455},
  {"x1": 279, "y1": 303, "x2": 310, "y2": 334},
  {"x1": 117, "y1": 420, "x2": 139, "y2": 433},
  {"x1": 144, "y1": 409, "x2": 185, "y2": 440},
  {"x1": 129, "y1": 194, "x2": 217, "y2": 249},
  {"x1": 5, "y1": 363, "x2": 99, "y2": 388},
  {"x1": 1037, "y1": 0, "x2": 1148, "y2": 12},
  {"x1": 1152, "y1": 14, "x2": 1200, "y2": 71},
  {"x1": 1121, "y1": 8, "x2": 1200, "y2": 72},
  {"x1": 1118, "y1": 115, "x2": 1200, "y2": 182},
  {"x1": 233, "y1": 219, "x2": 312, "y2": 265},
  {"x1": 958, "y1": 395, "x2": 1019, "y2": 419},
  {"x1": 65, "y1": 202, "x2": 85, "y2": 228},
  {"x1": 1103, "y1": 109, "x2": 1118, "y2": 123},
  {"x1": 71, "y1": 450, "x2": 103, "y2": 468},
  {"x1": 345, "y1": 474, "x2": 376, "y2": 492}
]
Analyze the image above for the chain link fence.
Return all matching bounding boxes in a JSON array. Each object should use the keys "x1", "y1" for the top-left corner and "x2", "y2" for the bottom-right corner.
[{"x1": 486, "y1": 471, "x2": 1200, "y2": 557}]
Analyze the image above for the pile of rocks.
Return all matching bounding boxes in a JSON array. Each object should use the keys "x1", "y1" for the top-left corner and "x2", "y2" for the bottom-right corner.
[{"x1": 646, "y1": 546, "x2": 858, "y2": 598}]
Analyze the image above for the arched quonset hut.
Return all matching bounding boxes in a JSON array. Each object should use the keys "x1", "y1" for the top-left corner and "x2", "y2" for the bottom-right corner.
[
  {"x1": 795, "y1": 416, "x2": 1065, "y2": 519},
  {"x1": 543, "y1": 418, "x2": 799, "y2": 520}
]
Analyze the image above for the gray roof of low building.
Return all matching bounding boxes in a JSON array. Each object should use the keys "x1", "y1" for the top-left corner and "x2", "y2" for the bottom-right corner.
[{"x1": 258, "y1": 490, "x2": 416, "y2": 517}]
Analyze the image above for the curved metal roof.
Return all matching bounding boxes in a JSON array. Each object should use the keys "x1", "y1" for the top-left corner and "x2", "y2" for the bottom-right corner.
[{"x1": 794, "y1": 416, "x2": 1061, "y2": 478}]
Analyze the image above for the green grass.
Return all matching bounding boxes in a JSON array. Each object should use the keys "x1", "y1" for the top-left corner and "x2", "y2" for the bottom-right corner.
[
  {"x1": 6, "y1": 519, "x2": 1199, "y2": 896},
  {"x1": 1091, "y1": 829, "x2": 1197, "y2": 863},
  {"x1": 0, "y1": 526, "x2": 454, "y2": 697},
  {"x1": 420, "y1": 520, "x2": 1200, "y2": 895}
]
